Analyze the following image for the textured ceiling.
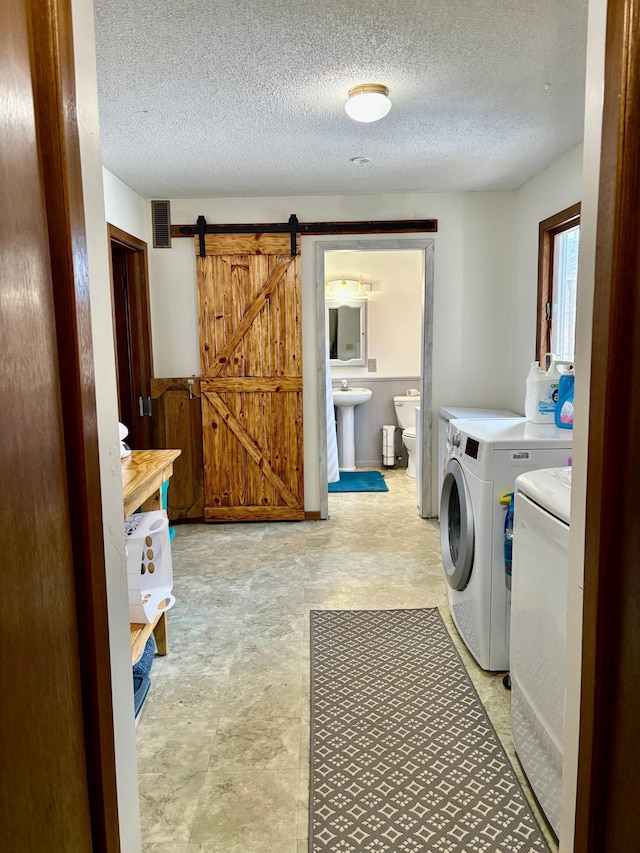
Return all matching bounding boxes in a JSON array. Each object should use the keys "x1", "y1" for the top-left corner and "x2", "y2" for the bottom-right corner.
[{"x1": 93, "y1": 0, "x2": 588, "y2": 199}]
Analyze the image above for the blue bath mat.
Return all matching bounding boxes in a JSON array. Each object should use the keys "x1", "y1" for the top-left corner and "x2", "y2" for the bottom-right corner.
[{"x1": 328, "y1": 471, "x2": 389, "y2": 493}]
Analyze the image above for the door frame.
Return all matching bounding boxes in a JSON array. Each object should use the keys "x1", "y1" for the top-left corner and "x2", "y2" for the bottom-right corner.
[
  {"x1": 107, "y1": 223, "x2": 154, "y2": 449},
  {"x1": 574, "y1": 0, "x2": 640, "y2": 846},
  {"x1": 5, "y1": 0, "x2": 120, "y2": 847},
  {"x1": 315, "y1": 238, "x2": 435, "y2": 519}
]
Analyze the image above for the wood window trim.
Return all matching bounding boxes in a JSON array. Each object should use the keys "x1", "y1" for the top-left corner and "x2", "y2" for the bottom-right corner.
[{"x1": 536, "y1": 202, "x2": 581, "y2": 363}]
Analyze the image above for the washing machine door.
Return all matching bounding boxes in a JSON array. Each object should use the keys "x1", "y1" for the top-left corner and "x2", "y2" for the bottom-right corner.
[{"x1": 440, "y1": 458, "x2": 475, "y2": 590}]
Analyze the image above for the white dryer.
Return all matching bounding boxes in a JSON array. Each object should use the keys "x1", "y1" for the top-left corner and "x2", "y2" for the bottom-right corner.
[
  {"x1": 437, "y1": 406, "x2": 521, "y2": 515},
  {"x1": 510, "y1": 466, "x2": 572, "y2": 837},
  {"x1": 439, "y1": 419, "x2": 572, "y2": 671}
]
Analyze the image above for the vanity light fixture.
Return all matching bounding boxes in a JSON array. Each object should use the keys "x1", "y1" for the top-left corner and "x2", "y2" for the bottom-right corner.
[
  {"x1": 325, "y1": 277, "x2": 372, "y2": 301},
  {"x1": 345, "y1": 83, "x2": 391, "y2": 123}
]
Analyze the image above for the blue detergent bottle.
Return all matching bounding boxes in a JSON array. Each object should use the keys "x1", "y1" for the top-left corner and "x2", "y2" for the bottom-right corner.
[{"x1": 555, "y1": 367, "x2": 575, "y2": 429}]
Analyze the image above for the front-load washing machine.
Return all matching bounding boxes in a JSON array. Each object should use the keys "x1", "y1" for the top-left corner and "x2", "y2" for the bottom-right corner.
[
  {"x1": 437, "y1": 406, "x2": 521, "y2": 516},
  {"x1": 439, "y1": 419, "x2": 572, "y2": 671},
  {"x1": 510, "y1": 466, "x2": 572, "y2": 837}
]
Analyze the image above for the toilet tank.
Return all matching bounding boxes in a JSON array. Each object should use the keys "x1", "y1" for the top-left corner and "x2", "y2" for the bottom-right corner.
[{"x1": 394, "y1": 395, "x2": 421, "y2": 430}]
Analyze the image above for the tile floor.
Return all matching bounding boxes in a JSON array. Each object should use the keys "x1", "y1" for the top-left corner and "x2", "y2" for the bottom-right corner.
[{"x1": 136, "y1": 469, "x2": 558, "y2": 852}]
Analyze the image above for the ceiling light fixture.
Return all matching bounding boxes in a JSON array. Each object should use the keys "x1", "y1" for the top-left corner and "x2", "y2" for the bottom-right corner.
[
  {"x1": 345, "y1": 83, "x2": 391, "y2": 123},
  {"x1": 350, "y1": 156, "x2": 371, "y2": 164}
]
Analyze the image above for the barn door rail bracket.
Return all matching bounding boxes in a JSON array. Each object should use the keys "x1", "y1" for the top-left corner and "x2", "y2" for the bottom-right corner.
[{"x1": 179, "y1": 215, "x2": 438, "y2": 257}]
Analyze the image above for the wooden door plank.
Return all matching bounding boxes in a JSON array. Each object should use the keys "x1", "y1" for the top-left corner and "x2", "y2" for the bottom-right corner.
[
  {"x1": 203, "y1": 389, "x2": 301, "y2": 506},
  {"x1": 231, "y1": 258, "x2": 248, "y2": 376},
  {"x1": 203, "y1": 257, "x2": 292, "y2": 378},
  {"x1": 205, "y1": 506, "x2": 305, "y2": 521},
  {"x1": 202, "y1": 377, "x2": 302, "y2": 393},
  {"x1": 198, "y1": 233, "x2": 292, "y2": 255}
]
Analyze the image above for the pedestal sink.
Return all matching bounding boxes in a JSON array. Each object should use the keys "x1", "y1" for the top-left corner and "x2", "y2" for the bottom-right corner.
[{"x1": 332, "y1": 387, "x2": 373, "y2": 471}]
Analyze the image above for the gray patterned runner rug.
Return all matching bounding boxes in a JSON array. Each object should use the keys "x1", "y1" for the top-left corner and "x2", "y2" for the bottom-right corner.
[{"x1": 309, "y1": 608, "x2": 549, "y2": 852}]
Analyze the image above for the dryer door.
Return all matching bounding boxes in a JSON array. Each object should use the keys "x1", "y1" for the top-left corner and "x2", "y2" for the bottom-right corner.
[{"x1": 440, "y1": 458, "x2": 475, "y2": 590}]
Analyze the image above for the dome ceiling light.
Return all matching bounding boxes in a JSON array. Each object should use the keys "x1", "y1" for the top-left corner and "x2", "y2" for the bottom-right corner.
[{"x1": 345, "y1": 83, "x2": 391, "y2": 123}]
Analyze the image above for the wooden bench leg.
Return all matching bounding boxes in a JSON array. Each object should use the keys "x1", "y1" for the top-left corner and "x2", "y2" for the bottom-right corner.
[{"x1": 153, "y1": 611, "x2": 169, "y2": 656}]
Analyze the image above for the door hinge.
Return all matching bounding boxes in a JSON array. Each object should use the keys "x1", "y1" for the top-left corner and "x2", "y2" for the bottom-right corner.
[
  {"x1": 545, "y1": 302, "x2": 553, "y2": 321},
  {"x1": 138, "y1": 396, "x2": 152, "y2": 417}
]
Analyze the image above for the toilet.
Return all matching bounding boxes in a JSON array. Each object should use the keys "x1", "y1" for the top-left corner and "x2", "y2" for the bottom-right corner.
[{"x1": 393, "y1": 393, "x2": 421, "y2": 478}]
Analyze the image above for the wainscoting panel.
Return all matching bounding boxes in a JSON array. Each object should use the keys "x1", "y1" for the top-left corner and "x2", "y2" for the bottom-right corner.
[{"x1": 331, "y1": 377, "x2": 421, "y2": 469}]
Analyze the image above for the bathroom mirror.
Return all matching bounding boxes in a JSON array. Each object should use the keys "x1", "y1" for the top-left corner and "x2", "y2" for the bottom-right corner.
[{"x1": 327, "y1": 301, "x2": 367, "y2": 366}]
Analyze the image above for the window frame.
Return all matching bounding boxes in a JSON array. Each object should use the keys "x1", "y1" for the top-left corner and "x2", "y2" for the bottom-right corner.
[{"x1": 536, "y1": 202, "x2": 581, "y2": 364}]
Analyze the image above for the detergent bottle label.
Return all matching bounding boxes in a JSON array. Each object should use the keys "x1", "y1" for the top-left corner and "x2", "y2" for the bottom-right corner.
[{"x1": 537, "y1": 383, "x2": 559, "y2": 415}]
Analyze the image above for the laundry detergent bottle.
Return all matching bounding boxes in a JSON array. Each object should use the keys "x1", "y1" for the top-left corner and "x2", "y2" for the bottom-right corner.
[
  {"x1": 524, "y1": 356, "x2": 573, "y2": 424},
  {"x1": 524, "y1": 361, "x2": 543, "y2": 422},
  {"x1": 555, "y1": 366, "x2": 575, "y2": 428}
]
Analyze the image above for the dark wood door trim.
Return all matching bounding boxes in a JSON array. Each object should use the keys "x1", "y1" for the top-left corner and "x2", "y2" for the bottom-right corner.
[
  {"x1": 108, "y1": 222, "x2": 147, "y2": 252},
  {"x1": 575, "y1": 0, "x2": 640, "y2": 848},
  {"x1": 23, "y1": 0, "x2": 120, "y2": 848},
  {"x1": 107, "y1": 223, "x2": 154, "y2": 450}
]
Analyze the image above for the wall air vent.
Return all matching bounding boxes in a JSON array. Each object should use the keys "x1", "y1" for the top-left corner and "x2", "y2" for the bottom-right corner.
[{"x1": 151, "y1": 200, "x2": 171, "y2": 248}]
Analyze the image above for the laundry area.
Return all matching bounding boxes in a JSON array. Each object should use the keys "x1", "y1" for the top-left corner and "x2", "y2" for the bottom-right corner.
[{"x1": 438, "y1": 399, "x2": 574, "y2": 839}]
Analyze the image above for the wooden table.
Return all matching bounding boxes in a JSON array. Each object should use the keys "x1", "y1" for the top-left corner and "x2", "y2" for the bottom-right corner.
[{"x1": 122, "y1": 449, "x2": 181, "y2": 664}]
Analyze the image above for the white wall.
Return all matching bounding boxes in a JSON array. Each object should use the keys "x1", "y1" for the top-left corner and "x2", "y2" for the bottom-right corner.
[
  {"x1": 73, "y1": 3, "x2": 142, "y2": 851},
  {"x1": 324, "y1": 250, "x2": 423, "y2": 379},
  {"x1": 559, "y1": 0, "x2": 606, "y2": 848},
  {"x1": 510, "y1": 144, "x2": 584, "y2": 411},
  {"x1": 103, "y1": 168, "x2": 147, "y2": 241}
]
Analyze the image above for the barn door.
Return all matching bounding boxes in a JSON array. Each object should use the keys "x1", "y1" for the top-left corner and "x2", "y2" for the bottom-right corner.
[{"x1": 196, "y1": 234, "x2": 304, "y2": 521}]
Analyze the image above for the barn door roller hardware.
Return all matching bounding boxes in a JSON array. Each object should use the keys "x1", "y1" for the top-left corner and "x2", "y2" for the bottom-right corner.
[{"x1": 180, "y1": 215, "x2": 438, "y2": 257}]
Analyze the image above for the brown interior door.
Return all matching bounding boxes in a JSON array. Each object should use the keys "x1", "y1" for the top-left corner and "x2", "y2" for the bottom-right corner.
[
  {"x1": 108, "y1": 224, "x2": 154, "y2": 450},
  {"x1": 196, "y1": 234, "x2": 304, "y2": 521},
  {"x1": 151, "y1": 377, "x2": 205, "y2": 519}
]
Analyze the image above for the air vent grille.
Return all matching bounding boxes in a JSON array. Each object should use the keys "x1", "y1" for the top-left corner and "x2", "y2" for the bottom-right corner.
[{"x1": 151, "y1": 200, "x2": 171, "y2": 248}]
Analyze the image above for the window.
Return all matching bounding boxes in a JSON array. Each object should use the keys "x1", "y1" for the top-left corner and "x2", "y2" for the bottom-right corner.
[{"x1": 537, "y1": 203, "x2": 581, "y2": 363}]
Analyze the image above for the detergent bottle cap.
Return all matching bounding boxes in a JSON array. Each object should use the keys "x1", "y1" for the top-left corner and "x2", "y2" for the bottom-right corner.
[{"x1": 527, "y1": 361, "x2": 541, "y2": 379}]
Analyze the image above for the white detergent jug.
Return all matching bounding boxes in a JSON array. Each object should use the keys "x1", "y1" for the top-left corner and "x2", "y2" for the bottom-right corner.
[{"x1": 524, "y1": 356, "x2": 574, "y2": 423}]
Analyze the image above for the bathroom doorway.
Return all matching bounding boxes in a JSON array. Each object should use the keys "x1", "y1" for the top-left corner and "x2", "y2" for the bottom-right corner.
[{"x1": 315, "y1": 238, "x2": 435, "y2": 520}]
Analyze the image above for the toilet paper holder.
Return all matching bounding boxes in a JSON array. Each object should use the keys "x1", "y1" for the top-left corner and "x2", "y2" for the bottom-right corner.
[{"x1": 381, "y1": 424, "x2": 396, "y2": 468}]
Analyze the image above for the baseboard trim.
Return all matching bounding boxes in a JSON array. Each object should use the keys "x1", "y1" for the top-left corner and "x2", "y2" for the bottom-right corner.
[{"x1": 305, "y1": 511, "x2": 322, "y2": 521}]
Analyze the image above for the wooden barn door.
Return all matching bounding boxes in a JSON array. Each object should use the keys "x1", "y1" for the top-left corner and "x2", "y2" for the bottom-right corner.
[{"x1": 196, "y1": 234, "x2": 304, "y2": 521}]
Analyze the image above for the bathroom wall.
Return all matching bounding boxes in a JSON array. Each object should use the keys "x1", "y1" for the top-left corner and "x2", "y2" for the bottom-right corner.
[
  {"x1": 349, "y1": 377, "x2": 422, "y2": 469},
  {"x1": 324, "y1": 250, "x2": 423, "y2": 379}
]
